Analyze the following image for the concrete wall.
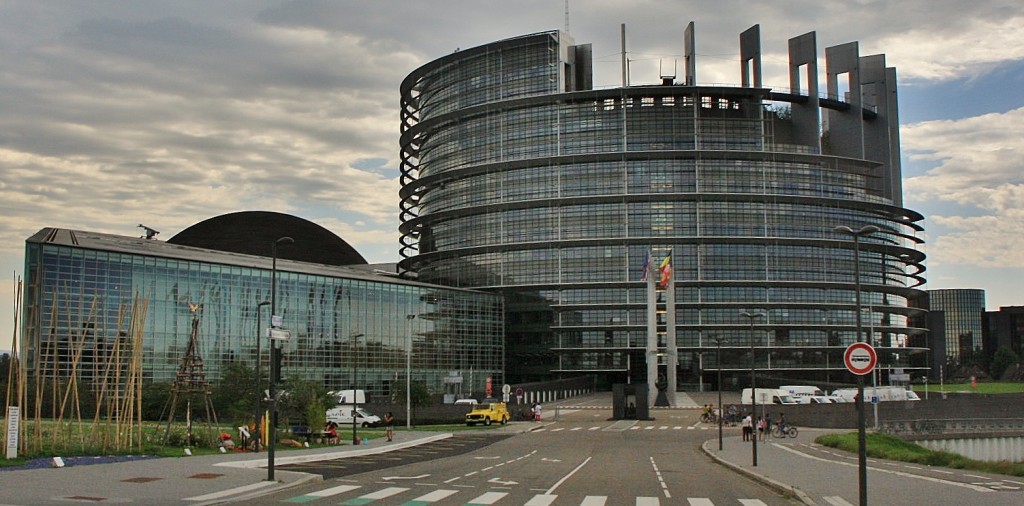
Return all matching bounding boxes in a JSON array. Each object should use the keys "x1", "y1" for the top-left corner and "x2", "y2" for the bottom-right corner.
[{"x1": 776, "y1": 393, "x2": 1024, "y2": 430}]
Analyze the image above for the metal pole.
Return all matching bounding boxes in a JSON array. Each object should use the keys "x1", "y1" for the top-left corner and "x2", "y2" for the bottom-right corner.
[
  {"x1": 713, "y1": 336, "x2": 726, "y2": 451},
  {"x1": 268, "y1": 236, "x2": 293, "y2": 481},
  {"x1": 741, "y1": 311, "x2": 764, "y2": 466},
  {"x1": 352, "y1": 334, "x2": 360, "y2": 445},
  {"x1": 835, "y1": 225, "x2": 877, "y2": 506},
  {"x1": 406, "y1": 314, "x2": 416, "y2": 430},
  {"x1": 254, "y1": 301, "x2": 269, "y2": 452}
]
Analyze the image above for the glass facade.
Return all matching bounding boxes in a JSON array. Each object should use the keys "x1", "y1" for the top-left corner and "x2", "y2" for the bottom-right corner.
[
  {"x1": 22, "y1": 229, "x2": 504, "y2": 398},
  {"x1": 399, "y1": 30, "x2": 929, "y2": 387},
  {"x1": 928, "y1": 289, "x2": 986, "y2": 360}
]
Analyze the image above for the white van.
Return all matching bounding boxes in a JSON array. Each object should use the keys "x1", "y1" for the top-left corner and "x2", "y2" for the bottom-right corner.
[
  {"x1": 740, "y1": 388, "x2": 799, "y2": 405},
  {"x1": 325, "y1": 406, "x2": 382, "y2": 427},
  {"x1": 328, "y1": 389, "x2": 366, "y2": 405},
  {"x1": 453, "y1": 398, "x2": 479, "y2": 406}
]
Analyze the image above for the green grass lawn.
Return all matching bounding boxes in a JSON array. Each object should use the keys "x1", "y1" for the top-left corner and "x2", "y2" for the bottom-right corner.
[
  {"x1": 912, "y1": 382, "x2": 1024, "y2": 395},
  {"x1": 816, "y1": 432, "x2": 1024, "y2": 477}
]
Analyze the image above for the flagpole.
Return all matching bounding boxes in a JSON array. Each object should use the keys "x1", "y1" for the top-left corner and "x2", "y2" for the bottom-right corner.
[
  {"x1": 646, "y1": 250, "x2": 658, "y2": 410},
  {"x1": 665, "y1": 250, "x2": 677, "y2": 407}
]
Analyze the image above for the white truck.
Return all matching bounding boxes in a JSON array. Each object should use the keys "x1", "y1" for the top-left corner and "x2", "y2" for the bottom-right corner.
[
  {"x1": 830, "y1": 386, "x2": 919, "y2": 402},
  {"x1": 780, "y1": 385, "x2": 834, "y2": 404},
  {"x1": 740, "y1": 388, "x2": 799, "y2": 405}
]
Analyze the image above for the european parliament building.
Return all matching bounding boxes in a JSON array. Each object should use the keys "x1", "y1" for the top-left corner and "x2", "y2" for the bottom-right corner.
[
  {"x1": 398, "y1": 26, "x2": 929, "y2": 388},
  {"x1": 22, "y1": 212, "x2": 504, "y2": 398}
]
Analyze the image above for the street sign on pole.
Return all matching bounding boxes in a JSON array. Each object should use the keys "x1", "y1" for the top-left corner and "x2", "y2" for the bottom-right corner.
[{"x1": 844, "y1": 342, "x2": 877, "y2": 376}]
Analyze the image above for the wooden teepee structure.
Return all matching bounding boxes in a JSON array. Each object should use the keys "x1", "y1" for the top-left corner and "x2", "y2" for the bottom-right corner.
[{"x1": 161, "y1": 302, "x2": 218, "y2": 445}]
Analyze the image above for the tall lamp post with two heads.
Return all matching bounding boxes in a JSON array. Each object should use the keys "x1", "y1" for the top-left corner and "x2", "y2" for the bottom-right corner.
[
  {"x1": 740, "y1": 311, "x2": 764, "y2": 466},
  {"x1": 834, "y1": 224, "x2": 878, "y2": 506},
  {"x1": 267, "y1": 236, "x2": 293, "y2": 481}
]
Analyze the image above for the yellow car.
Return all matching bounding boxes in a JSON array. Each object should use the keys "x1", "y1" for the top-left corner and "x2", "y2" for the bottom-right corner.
[{"x1": 465, "y1": 402, "x2": 510, "y2": 426}]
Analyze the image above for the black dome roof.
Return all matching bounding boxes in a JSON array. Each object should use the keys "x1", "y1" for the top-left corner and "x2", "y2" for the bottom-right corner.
[{"x1": 168, "y1": 211, "x2": 367, "y2": 266}]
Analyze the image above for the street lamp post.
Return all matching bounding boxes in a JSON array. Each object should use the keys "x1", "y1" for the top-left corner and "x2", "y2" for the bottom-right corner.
[
  {"x1": 834, "y1": 224, "x2": 878, "y2": 506},
  {"x1": 712, "y1": 336, "x2": 726, "y2": 451},
  {"x1": 406, "y1": 315, "x2": 416, "y2": 430},
  {"x1": 741, "y1": 311, "x2": 764, "y2": 466},
  {"x1": 253, "y1": 300, "x2": 270, "y2": 452},
  {"x1": 351, "y1": 332, "x2": 365, "y2": 445},
  {"x1": 267, "y1": 236, "x2": 293, "y2": 481}
]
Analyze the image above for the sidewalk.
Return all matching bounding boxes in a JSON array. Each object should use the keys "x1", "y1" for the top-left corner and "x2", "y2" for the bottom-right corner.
[
  {"x1": 0, "y1": 429, "x2": 453, "y2": 506},
  {"x1": 701, "y1": 428, "x2": 1023, "y2": 506}
]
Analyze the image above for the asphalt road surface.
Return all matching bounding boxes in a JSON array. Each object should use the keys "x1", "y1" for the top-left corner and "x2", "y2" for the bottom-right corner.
[{"x1": 253, "y1": 405, "x2": 801, "y2": 505}]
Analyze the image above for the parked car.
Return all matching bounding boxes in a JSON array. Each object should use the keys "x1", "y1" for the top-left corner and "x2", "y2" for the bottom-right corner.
[
  {"x1": 465, "y1": 402, "x2": 510, "y2": 426},
  {"x1": 454, "y1": 398, "x2": 479, "y2": 406}
]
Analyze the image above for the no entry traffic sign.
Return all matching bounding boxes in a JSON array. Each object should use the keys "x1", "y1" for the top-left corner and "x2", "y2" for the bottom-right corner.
[{"x1": 844, "y1": 342, "x2": 877, "y2": 375}]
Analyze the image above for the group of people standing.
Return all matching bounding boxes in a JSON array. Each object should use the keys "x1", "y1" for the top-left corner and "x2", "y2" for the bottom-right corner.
[{"x1": 740, "y1": 411, "x2": 786, "y2": 441}]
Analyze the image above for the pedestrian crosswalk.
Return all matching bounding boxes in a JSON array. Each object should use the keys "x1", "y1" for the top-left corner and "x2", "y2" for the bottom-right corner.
[
  {"x1": 283, "y1": 483, "x2": 772, "y2": 505},
  {"x1": 530, "y1": 425, "x2": 687, "y2": 433}
]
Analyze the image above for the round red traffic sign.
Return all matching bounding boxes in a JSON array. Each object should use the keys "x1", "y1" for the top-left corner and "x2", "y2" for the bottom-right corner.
[{"x1": 844, "y1": 342, "x2": 877, "y2": 375}]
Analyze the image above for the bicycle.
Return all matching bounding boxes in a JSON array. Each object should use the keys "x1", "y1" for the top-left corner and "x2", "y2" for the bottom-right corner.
[
  {"x1": 699, "y1": 412, "x2": 719, "y2": 424},
  {"x1": 771, "y1": 424, "x2": 798, "y2": 438}
]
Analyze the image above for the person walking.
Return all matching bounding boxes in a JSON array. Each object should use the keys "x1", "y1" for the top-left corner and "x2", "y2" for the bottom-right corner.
[
  {"x1": 384, "y1": 412, "x2": 395, "y2": 442},
  {"x1": 742, "y1": 412, "x2": 752, "y2": 441}
]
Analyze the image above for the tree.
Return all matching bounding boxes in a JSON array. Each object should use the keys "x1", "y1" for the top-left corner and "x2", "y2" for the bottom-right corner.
[
  {"x1": 389, "y1": 379, "x2": 431, "y2": 407},
  {"x1": 278, "y1": 376, "x2": 331, "y2": 427},
  {"x1": 211, "y1": 362, "x2": 260, "y2": 425},
  {"x1": 989, "y1": 346, "x2": 1021, "y2": 380}
]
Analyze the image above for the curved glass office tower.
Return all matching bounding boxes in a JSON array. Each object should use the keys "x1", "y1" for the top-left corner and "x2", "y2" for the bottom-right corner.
[{"x1": 399, "y1": 27, "x2": 928, "y2": 388}]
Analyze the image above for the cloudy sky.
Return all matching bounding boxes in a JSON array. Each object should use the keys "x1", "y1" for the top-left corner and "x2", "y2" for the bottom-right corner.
[{"x1": 2, "y1": 1, "x2": 1023, "y2": 351}]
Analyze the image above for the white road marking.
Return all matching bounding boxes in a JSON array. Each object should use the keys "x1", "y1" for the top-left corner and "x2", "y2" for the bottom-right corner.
[
  {"x1": 361, "y1": 487, "x2": 408, "y2": 499},
  {"x1": 524, "y1": 494, "x2": 558, "y2": 506},
  {"x1": 738, "y1": 500, "x2": 769, "y2": 505},
  {"x1": 687, "y1": 499, "x2": 713, "y2": 505},
  {"x1": 383, "y1": 474, "x2": 429, "y2": 480},
  {"x1": 410, "y1": 489, "x2": 458, "y2": 502},
  {"x1": 580, "y1": 496, "x2": 607, "y2": 506},
  {"x1": 306, "y1": 484, "x2": 360, "y2": 497},
  {"x1": 636, "y1": 497, "x2": 660, "y2": 505},
  {"x1": 823, "y1": 496, "x2": 855, "y2": 506},
  {"x1": 773, "y1": 444, "x2": 994, "y2": 493},
  {"x1": 545, "y1": 456, "x2": 592, "y2": 495},
  {"x1": 466, "y1": 491, "x2": 508, "y2": 505},
  {"x1": 184, "y1": 481, "x2": 278, "y2": 501},
  {"x1": 650, "y1": 457, "x2": 672, "y2": 498}
]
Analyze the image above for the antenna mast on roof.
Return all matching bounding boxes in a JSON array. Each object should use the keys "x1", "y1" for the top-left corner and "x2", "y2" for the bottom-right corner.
[{"x1": 564, "y1": 0, "x2": 570, "y2": 34}]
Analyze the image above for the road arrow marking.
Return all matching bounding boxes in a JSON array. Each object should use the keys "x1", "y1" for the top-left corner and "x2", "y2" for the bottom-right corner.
[{"x1": 488, "y1": 477, "x2": 519, "y2": 486}]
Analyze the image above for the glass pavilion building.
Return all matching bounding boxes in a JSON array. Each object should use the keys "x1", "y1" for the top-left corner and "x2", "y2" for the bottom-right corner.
[
  {"x1": 398, "y1": 26, "x2": 929, "y2": 388},
  {"x1": 22, "y1": 213, "x2": 504, "y2": 399}
]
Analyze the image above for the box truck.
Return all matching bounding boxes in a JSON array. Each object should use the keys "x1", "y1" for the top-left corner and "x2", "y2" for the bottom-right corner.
[{"x1": 740, "y1": 388, "x2": 799, "y2": 405}]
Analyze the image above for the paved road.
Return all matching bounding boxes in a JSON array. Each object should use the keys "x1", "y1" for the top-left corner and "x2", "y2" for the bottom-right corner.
[
  {"x1": 250, "y1": 404, "x2": 800, "y2": 505},
  {"x1": 1, "y1": 392, "x2": 1021, "y2": 505}
]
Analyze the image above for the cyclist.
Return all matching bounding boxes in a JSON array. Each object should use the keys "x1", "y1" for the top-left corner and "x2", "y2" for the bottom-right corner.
[{"x1": 777, "y1": 413, "x2": 787, "y2": 432}]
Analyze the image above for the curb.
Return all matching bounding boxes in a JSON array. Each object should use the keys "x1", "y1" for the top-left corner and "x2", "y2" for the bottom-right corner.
[{"x1": 700, "y1": 439, "x2": 817, "y2": 506}]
